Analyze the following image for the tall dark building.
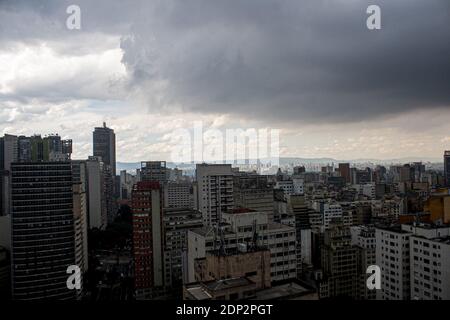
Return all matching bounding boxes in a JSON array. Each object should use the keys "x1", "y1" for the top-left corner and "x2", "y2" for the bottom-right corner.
[
  {"x1": 11, "y1": 162, "x2": 77, "y2": 300},
  {"x1": 319, "y1": 224, "x2": 359, "y2": 299},
  {"x1": 93, "y1": 122, "x2": 116, "y2": 176},
  {"x1": 338, "y1": 163, "x2": 351, "y2": 184},
  {"x1": 162, "y1": 208, "x2": 202, "y2": 289},
  {"x1": 93, "y1": 123, "x2": 117, "y2": 223},
  {"x1": 0, "y1": 246, "x2": 10, "y2": 299},
  {"x1": 444, "y1": 151, "x2": 450, "y2": 187},
  {"x1": 141, "y1": 161, "x2": 168, "y2": 184},
  {"x1": 0, "y1": 134, "x2": 18, "y2": 216}
]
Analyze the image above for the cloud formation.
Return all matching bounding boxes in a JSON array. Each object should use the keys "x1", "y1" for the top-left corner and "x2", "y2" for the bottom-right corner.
[
  {"x1": 118, "y1": 0, "x2": 450, "y2": 123},
  {"x1": 1, "y1": 0, "x2": 450, "y2": 161}
]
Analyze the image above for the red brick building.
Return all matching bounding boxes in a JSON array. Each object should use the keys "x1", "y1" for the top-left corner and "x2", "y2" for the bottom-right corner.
[{"x1": 132, "y1": 181, "x2": 163, "y2": 299}]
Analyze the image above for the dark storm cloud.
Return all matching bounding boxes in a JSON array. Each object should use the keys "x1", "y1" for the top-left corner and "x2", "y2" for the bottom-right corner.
[
  {"x1": 1, "y1": 0, "x2": 450, "y2": 124},
  {"x1": 119, "y1": 0, "x2": 450, "y2": 124}
]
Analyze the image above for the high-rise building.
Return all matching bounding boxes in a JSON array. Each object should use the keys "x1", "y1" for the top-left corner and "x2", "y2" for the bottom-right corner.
[
  {"x1": 162, "y1": 207, "x2": 203, "y2": 289},
  {"x1": 196, "y1": 164, "x2": 234, "y2": 226},
  {"x1": 287, "y1": 195, "x2": 315, "y2": 276},
  {"x1": 0, "y1": 246, "x2": 10, "y2": 299},
  {"x1": 0, "y1": 134, "x2": 18, "y2": 171},
  {"x1": 119, "y1": 170, "x2": 140, "y2": 200},
  {"x1": 132, "y1": 181, "x2": 164, "y2": 299},
  {"x1": 444, "y1": 151, "x2": 450, "y2": 187},
  {"x1": 407, "y1": 225, "x2": 450, "y2": 300},
  {"x1": 141, "y1": 161, "x2": 168, "y2": 184},
  {"x1": 93, "y1": 123, "x2": 116, "y2": 223},
  {"x1": 0, "y1": 134, "x2": 18, "y2": 216},
  {"x1": 352, "y1": 168, "x2": 372, "y2": 185},
  {"x1": 163, "y1": 182, "x2": 194, "y2": 209},
  {"x1": 11, "y1": 162, "x2": 77, "y2": 300},
  {"x1": 338, "y1": 163, "x2": 351, "y2": 184},
  {"x1": 78, "y1": 157, "x2": 105, "y2": 229},
  {"x1": 350, "y1": 225, "x2": 376, "y2": 300},
  {"x1": 233, "y1": 173, "x2": 274, "y2": 219},
  {"x1": 93, "y1": 122, "x2": 116, "y2": 176},
  {"x1": 0, "y1": 215, "x2": 11, "y2": 251},
  {"x1": 72, "y1": 162, "x2": 89, "y2": 283},
  {"x1": 375, "y1": 226, "x2": 411, "y2": 300},
  {"x1": 102, "y1": 163, "x2": 115, "y2": 224},
  {"x1": 319, "y1": 224, "x2": 359, "y2": 299}
]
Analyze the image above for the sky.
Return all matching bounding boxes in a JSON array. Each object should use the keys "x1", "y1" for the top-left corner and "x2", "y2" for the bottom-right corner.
[{"x1": 0, "y1": 0, "x2": 449, "y2": 162}]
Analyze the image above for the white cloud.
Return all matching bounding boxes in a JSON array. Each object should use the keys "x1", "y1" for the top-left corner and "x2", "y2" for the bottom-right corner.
[
  {"x1": 0, "y1": 39, "x2": 126, "y2": 101},
  {"x1": 0, "y1": 0, "x2": 449, "y2": 162}
]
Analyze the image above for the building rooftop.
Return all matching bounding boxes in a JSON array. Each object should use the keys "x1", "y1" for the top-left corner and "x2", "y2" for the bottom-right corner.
[
  {"x1": 189, "y1": 226, "x2": 234, "y2": 237},
  {"x1": 184, "y1": 277, "x2": 256, "y2": 299},
  {"x1": 225, "y1": 207, "x2": 257, "y2": 214},
  {"x1": 251, "y1": 281, "x2": 317, "y2": 300},
  {"x1": 206, "y1": 246, "x2": 269, "y2": 257},
  {"x1": 404, "y1": 222, "x2": 450, "y2": 230},
  {"x1": 430, "y1": 236, "x2": 450, "y2": 245},
  {"x1": 204, "y1": 277, "x2": 255, "y2": 291},
  {"x1": 184, "y1": 285, "x2": 212, "y2": 300},
  {"x1": 375, "y1": 225, "x2": 410, "y2": 234},
  {"x1": 267, "y1": 222, "x2": 294, "y2": 232}
]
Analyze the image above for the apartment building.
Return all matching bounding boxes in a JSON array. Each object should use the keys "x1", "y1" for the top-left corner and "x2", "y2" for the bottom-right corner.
[
  {"x1": 375, "y1": 226, "x2": 411, "y2": 300},
  {"x1": 196, "y1": 164, "x2": 234, "y2": 226},
  {"x1": 186, "y1": 209, "x2": 297, "y2": 284}
]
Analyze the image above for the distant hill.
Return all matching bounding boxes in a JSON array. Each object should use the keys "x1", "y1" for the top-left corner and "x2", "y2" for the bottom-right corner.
[{"x1": 117, "y1": 156, "x2": 443, "y2": 173}]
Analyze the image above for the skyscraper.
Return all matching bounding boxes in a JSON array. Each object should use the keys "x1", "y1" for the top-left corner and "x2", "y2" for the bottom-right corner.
[
  {"x1": 0, "y1": 134, "x2": 18, "y2": 216},
  {"x1": 93, "y1": 122, "x2": 116, "y2": 176},
  {"x1": 9, "y1": 134, "x2": 87, "y2": 300},
  {"x1": 11, "y1": 162, "x2": 77, "y2": 300},
  {"x1": 72, "y1": 161, "x2": 89, "y2": 282},
  {"x1": 93, "y1": 124, "x2": 116, "y2": 224},
  {"x1": 132, "y1": 181, "x2": 164, "y2": 299},
  {"x1": 77, "y1": 157, "x2": 108, "y2": 230},
  {"x1": 444, "y1": 151, "x2": 450, "y2": 187}
]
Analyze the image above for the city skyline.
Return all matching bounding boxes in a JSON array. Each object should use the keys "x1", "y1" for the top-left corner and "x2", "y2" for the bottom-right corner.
[
  {"x1": 2, "y1": 122, "x2": 450, "y2": 301},
  {"x1": 1, "y1": 0, "x2": 450, "y2": 162}
]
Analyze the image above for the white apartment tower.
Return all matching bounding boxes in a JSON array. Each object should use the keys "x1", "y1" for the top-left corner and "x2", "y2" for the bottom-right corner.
[
  {"x1": 196, "y1": 164, "x2": 234, "y2": 226},
  {"x1": 403, "y1": 224, "x2": 450, "y2": 300},
  {"x1": 375, "y1": 226, "x2": 411, "y2": 300}
]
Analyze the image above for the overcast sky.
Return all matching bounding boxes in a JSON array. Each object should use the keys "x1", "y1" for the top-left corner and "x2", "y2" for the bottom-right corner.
[{"x1": 1, "y1": 0, "x2": 449, "y2": 162}]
